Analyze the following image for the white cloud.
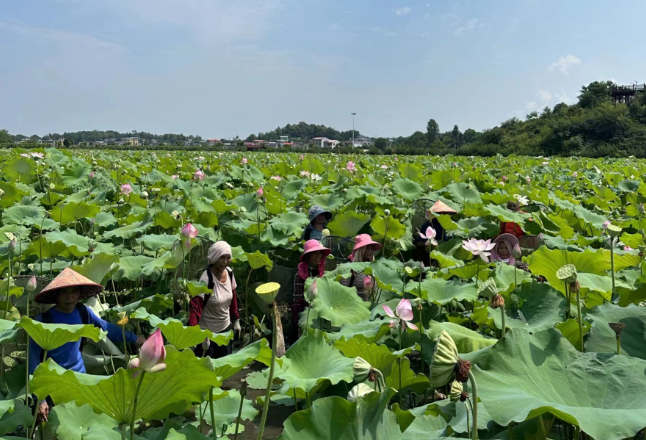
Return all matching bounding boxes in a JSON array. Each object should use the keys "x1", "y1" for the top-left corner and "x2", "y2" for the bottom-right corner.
[
  {"x1": 454, "y1": 18, "x2": 484, "y2": 36},
  {"x1": 538, "y1": 90, "x2": 552, "y2": 102},
  {"x1": 548, "y1": 54, "x2": 582, "y2": 75},
  {"x1": 394, "y1": 6, "x2": 412, "y2": 16},
  {"x1": 526, "y1": 101, "x2": 537, "y2": 111}
]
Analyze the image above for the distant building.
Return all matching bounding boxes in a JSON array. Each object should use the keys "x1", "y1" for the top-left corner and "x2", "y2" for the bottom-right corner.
[
  {"x1": 126, "y1": 137, "x2": 139, "y2": 146},
  {"x1": 312, "y1": 137, "x2": 340, "y2": 148},
  {"x1": 245, "y1": 142, "x2": 265, "y2": 150},
  {"x1": 279, "y1": 135, "x2": 289, "y2": 143},
  {"x1": 38, "y1": 139, "x2": 56, "y2": 147},
  {"x1": 207, "y1": 139, "x2": 220, "y2": 146}
]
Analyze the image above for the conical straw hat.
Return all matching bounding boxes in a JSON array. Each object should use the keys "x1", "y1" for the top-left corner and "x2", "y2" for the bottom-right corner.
[
  {"x1": 431, "y1": 200, "x2": 458, "y2": 215},
  {"x1": 35, "y1": 268, "x2": 103, "y2": 304}
]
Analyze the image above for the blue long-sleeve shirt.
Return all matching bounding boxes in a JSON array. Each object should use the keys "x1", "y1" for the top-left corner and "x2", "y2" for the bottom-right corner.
[{"x1": 28, "y1": 305, "x2": 137, "y2": 374}]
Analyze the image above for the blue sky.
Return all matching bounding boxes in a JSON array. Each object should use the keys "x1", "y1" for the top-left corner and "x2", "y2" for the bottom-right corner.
[{"x1": 2, "y1": 0, "x2": 645, "y2": 139}]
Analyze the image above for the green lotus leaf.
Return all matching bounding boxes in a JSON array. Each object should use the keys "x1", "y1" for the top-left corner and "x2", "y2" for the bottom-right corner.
[
  {"x1": 50, "y1": 201, "x2": 101, "y2": 225},
  {"x1": 309, "y1": 277, "x2": 371, "y2": 326},
  {"x1": 444, "y1": 182, "x2": 483, "y2": 206},
  {"x1": 200, "y1": 388, "x2": 258, "y2": 430},
  {"x1": 136, "y1": 234, "x2": 179, "y2": 252},
  {"x1": 333, "y1": 337, "x2": 430, "y2": 394},
  {"x1": 0, "y1": 182, "x2": 27, "y2": 209},
  {"x1": 244, "y1": 250, "x2": 273, "y2": 271},
  {"x1": 277, "y1": 389, "x2": 405, "y2": 440},
  {"x1": 422, "y1": 398, "x2": 495, "y2": 433},
  {"x1": 72, "y1": 253, "x2": 119, "y2": 284},
  {"x1": 157, "y1": 319, "x2": 233, "y2": 350},
  {"x1": 367, "y1": 258, "x2": 404, "y2": 293},
  {"x1": 93, "y1": 211, "x2": 118, "y2": 228},
  {"x1": 2, "y1": 203, "x2": 46, "y2": 226},
  {"x1": 428, "y1": 330, "x2": 459, "y2": 388},
  {"x1": 392, "y1": 178, "x2": 424, "y2": 201},
  {"x1": 31, "y1": 346, "x2": 220, "y2": 423},
  {"x1": 25, "y1": 236, "x2": 67, "y2": 259},
  {"x1": 406, "y1": 277, "x2": 478, "y2": 305},
  {"x1": 211, "y1": 339, "x2": 272, "y2": 386},
  {"x1": 275, "y1": 330, "x2": 355, "y2": 396},
  {"x1": 0, "y1": 399, "x2": 34, "y2": 436},
  {"x1": 19, "y1": 316, "x2": 105, "y2": 351},
  {"x1": 2, "y1": 157, "x2": 37, "y2": 183},
  {"x1": 43, "y1": 401, "x2": 119, "y2": 440},
  {"x1": 325, "y1": 320, "x2": 391, "y2": 344},
  {"x1": 491, "y1": 262, "x2": 533, "y2": 295},
  {"x1": 269, "y1": 211, "x2": 310, "y2": 236},
  {"x1": 426, "y1": 321, "x2": 497, "y2": 353},
  {"x1": 370, "y1": 215, "x2": 406, "y2": 240},
  {"x1": 103, "y1": 217, "x2": 152, "y2": 240},
  {"x1": 399, "y1": 162, "x2": 423, "y2": 180},
  {"x1": 555, "y1": 318, "x2": 591, "y2": 350},
  {"x1": 483, "y1": 203, "x2": 528, "y2": 224},
  {"x1": 308, "y1": 193, "x2": 345, "y2": 212},
  {"x1": 475, "y1": 328, "x2": 646, "y2": 440},
  {"x1": 45, "y1": 229, "x2": 91, "y2": 257},
  {"x1": 181, "y1": 279, "x2": 211, "y2": 297},
  {"x1": 585, "y1": 302, "x2": 646, "y2": 358},
  {"x1": 0, "y1": 319, "x2": 18, "y2": 343},
  {"x1": 115, "y1": 255, "x2": 156, "y2": 281},
  {"x1": 0, "y1": 277, "x2": 24, "y2": 299},
  {"x1": 327, "y1": 211, "x2": 371, "y2": 238},
  {"x1": 153, "y1": 211, "x2": 181, "y2": 229}
]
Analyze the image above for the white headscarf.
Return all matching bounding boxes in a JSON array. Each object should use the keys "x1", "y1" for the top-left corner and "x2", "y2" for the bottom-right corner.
[{"x1": 207, "y1": 241, "x2": 232, "y2": 265}]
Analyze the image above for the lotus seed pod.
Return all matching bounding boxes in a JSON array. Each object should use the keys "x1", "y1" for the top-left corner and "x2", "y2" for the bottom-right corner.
[
  {"x1": 607, "y1": 224, "x2": 622, "y2": 238},
  {"x1": 608, "y1": 322, "x2": 626, "y2": 337},
  {"x1": 347, "y1": 383, "x2": 374, "y2": 402},
  {"x1": 322, "y1": 228, "x2": 330, "y2": 237},
  {"x1": 490, "y1": 293, "x2": 505, "y2": 309},
  {"x1": 384, "y1": 209, "x2": 391, "y2": 216},
  {"x1": 141, "y1": 191, "x2": 149, "y2": 199},
  {"x1": 478, "y1": 278, "x2": 498, "y2": 299},
  {"x1": 449, "y1": 380, "x2": 463, "y2": 402},
  {"x1": 556, "y1": 264, "x2": 578, "y2": 283},
  {"x1": 171, "y1": 210, "x2": 180, "y2": 219},
  {"x1": 429, "y1": 330, "x2": 459, "y2": 388},
  {"x1": 353, "y1": 357, "x2": 373, "y2": 382}
]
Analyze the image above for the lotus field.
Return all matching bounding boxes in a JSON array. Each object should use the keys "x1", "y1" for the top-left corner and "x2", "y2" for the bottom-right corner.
[{"x1": 2, "y1": 148, "x2": 646, "y2": 440}]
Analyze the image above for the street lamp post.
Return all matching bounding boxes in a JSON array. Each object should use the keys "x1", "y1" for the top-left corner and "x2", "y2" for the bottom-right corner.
[{"x1": 351, "y1": 112, "x2": 356, "y2": 148}]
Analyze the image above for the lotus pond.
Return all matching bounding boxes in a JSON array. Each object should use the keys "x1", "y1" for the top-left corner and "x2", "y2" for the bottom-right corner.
[{"x1": 0, "y1": 149, "x2": 646, "y2": 440}]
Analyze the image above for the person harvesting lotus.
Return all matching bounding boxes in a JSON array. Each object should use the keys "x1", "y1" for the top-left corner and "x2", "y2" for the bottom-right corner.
[
  {"x1": 188, "y1": 241, "x2": 241, "y2": 358},
  {"x1": 415, "y1": 200, "x2": 458, "y2": 266},
  {"x1": 341, "y1": 234, "x2": 382, "y2": 301},
  {"x1": 29, "y1": 268, "x2": 146, "y2": 422},
  {"x1": 291, "y1": 240, "x2": 332, "y2": 343},
  {"x1": 301, "y1": 205, "x2": 332, "y2": 241}
]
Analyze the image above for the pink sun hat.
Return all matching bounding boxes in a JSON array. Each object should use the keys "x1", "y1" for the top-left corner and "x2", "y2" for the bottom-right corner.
[
  {"x1": 490, "y1": 233, "x2": 521, "y2": 266},
  {"x1": 300, "y1": 239, "x2": 332, "y2": 263},
  {"x1": 350, "y1": 234, "x2": 383, "y2": 261}
]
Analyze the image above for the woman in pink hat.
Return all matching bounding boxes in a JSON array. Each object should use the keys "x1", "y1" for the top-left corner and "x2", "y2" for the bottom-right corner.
[
  {"x1": 291, "y1": 240, "x2": 332, "y2": 342},
  {"x1": 490, "y1": 233, "x2": 527, "y2": 270},
  {"x1": 342, "y1": 234, "x2": 382, "y2": 301}
]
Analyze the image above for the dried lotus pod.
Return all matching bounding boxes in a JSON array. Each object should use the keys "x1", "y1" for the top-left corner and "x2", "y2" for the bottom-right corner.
[{"x1": 608, "y1": 322, "x2": 626, "y2": 338}]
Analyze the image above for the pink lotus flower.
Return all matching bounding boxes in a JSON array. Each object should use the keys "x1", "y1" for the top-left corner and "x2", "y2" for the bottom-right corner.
[
  {"x1": 346, "y1": 161, "x2": 356, "y2": 173},
  {"x1": 26, "y1": 276, "x2": 38, "y2": 293},
  {"x1": 270, "y1": 176, "x2": 282, "y2": 181},
  {"x1": 20, "y1": 153, "x2": 30, "y2": 158},
  {"x1": 300, "y1": 155, "x2": 304, "y2": 160},
  {"x1": 121, "y1": 183, "x2": 133, "y2": 195},
  {"x1": 193, "y1": 169, "x2": 205, "y2": 181},
  {"x1": 452, "y1": 162, "x2": 458, "y2": 168},
  {"x1": 602, "y1": 220, "x2": 611, "y2": 230},
  {"x1": 256, "y1": 187, "x2": 264, "y2": 197},
  {"x1": 461, "y1": 238, "x2": 496, "y2": 262},
  {"x1": 241, "y1": 158, "x2": 248, "y2": 164},
  {"x1": 128, "y1": 329, "x2": 166, "y2": 378},
  {"x1": 364, "y1": 276, "x2": 374, "y2": 292},
  {"x1": 171, "y1": 175, "x2": 179, "y2": 180},
  {"x1": 89, "y1": 171, "x2": 95, "y2": 179},
  {"x1": 181, "y1": 223, "x2": 199, "y2": 238},
  {"x1": 394, "y1": 156, "x2": 398, "y2": 161},
  {"x1": 300, "y1": 171, "x2": 310, "y2": 177},
  {"x1": 502, "y1": 176, "x2": 507, "y2": 182},
  {"x1": 382, "y1": 299, "x2": 418, "y2": 330},
  {"x1": 624, "y1": 246, "x2": 632, "y2": 251},
  {"x1": 381, "y1": 165, "x2": 388, "y2": 169},
  {"x1": 419, "y1": 226, "x2": 438, "y2": 246}
]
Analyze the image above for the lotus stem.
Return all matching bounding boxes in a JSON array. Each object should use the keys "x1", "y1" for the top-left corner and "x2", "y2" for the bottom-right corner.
[
  {"x1": 208, "y1": 387, "x2": 216, "y2": 440},
  {"x1": 257, "y1": 302, "x2": 277, "y2": 440},
  {"x1": 475, "y1": 258, "x2": 480, "y2": 288},
  {"x1": 610, "y1": 239, "x2": 616, "y2": 299},
  {"x1": 130, "y1": 371, "x2": 145, "y2": 440},
  {"x1": 468, "y1": 370, "x2": 478, "y2": 440},
  {"x1": 466, "y1": 399, "x2": 471, "y2": 439},
  {"x1": 398, "y1": 325, "x2": 403, "y2": 406},
  {"x1": 43, "y1": 350, "x2": 48, "y2": 361},
  {"x1": 233, "y1": 382, "x2": 246, "y2": 440},
  {"x1": 574, "y1": 425, "x2": 580, "y2": 440},
  {"x1": 564, "y1": 283, "x2": 570, "y2": 320},
  {"x1": 576, "y1": 289, "x2": 583, "y2": 352},
  {"x1": 122, "y1": 326, "x2": 129, "y2": 363},
  {"x1": 500, "y1": 305, "x2": 506, "y2": 339},
  {"x1": 28, "y1": 407, "x2": 39, "y2": 439},
  {"x1": 382, "y1": 216, "x2": 389, "y2": 257},
  {"x1": 5, "y1": 250, "x2": 12, "y2": 319},
  {"x1": 616, "y1": 335, "x2": 621, "y2": 355}
]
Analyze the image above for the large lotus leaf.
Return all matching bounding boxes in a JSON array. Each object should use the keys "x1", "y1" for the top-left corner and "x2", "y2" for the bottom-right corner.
[
  {"x1": 327, "y1": 211, "x2": 371, "y2": 238},
  {"x1": 2, "y1": 157, "x2": 37, "y2": 183},
  {"x1": 103, "y1": 218, "x2": 152, "y2": 240},
  {"x1": 201, "y1": 389, "x2": 258, "y2": 430},
  {"x1": 474, "y1": 328, "x2": 646, "y2": 440},
  {"x1": 2, "y1": 203, "x2": 46, "y2": 226},
  {"x1": 115, "y1": 255, "x2": 156, "y2": 281},
  {"x1": 244, "y1": 250, "x2": 273, "y2": 271},
  {"x1": 157, "y1": 319, "x2": 233, "y2": 350},
  {"x1": 370, "y1": 215, "x2": 406, "y2": 240},
  {"x1": 585, "y1": 302, "x2": 646, "y2": 358},
  {"x1": 325, "y1": 320, "x2": 391, "y2": 344},
  {"x1": 51, "y1": 202, "x2": 101, "y2": 225},
  {"x1": 45, "y1": 229, "x2": 91, "y2": 257},
  {"x1": 72, "y1": 253, "x2": 119, "y2": 284},
  {"x1": 31, "y1": 346, "x2": 220, "y2": 423},
  {"x1": 555, "y1": 318, "x2": 591, "y2": 350},
  {"x1": 367, "y1": 258, "x2": 404, "y2": 293},
  {"x1": 443, "y1": 182, "x2": 483, "y2": 206},
  {"x1": 136, "y1": 234, "x2": 179, "y2": 252},
  {"x1": 407, "y1": 277, "x2": 478, "y2": 305},
  {"x1": 94, "y1": 211, "x2": 118, "y2": 228},
  {"x1": 24, "y1": 236, "x2": 67, "y2": 260},
  {"x1": 19, "y1": 316, "x2": 105, "y2": 351},
  {"x1": 484, "y1": 204, "x2": 529, "y2": 224},
  {"x1": 333, "y1": 337, "x2": 430, "y2": 394},
  {"x1": 43, "y1": 401, "x2": 119, "y2": 440},
  {"x1": 484, "y1": 282, "x2": 566, "y2": 334},
  {"x1": 392, "y1": 178, "x2": 424, "y2": 201},
  {"x1": 422, "y1": 398, "x2": 495, "y2": 433},
  {"x1": 277, "y1": 389, "x2": 405, "y2": 440},
  {"x1": 0, "y1": 277, "x2": 24, "y2": 299},
  {"x1": 308, "y1": 193, "x2": 346, "y2": 212},
  {"x1": 491, "y1": 262, "x2": 533, "y2": 295},
  {"x1": 275, "y1": 331, "x2": 355, "y2": 396},
  {"x1": 309, "y1": 277, "x2": 371, "y2": 326},
  {"x1": 0, "y1": 319, "x2": 18, "y2": 343},
  {"x1": 211, "y1": 339, "x2": 272, "y2": 386},
  {"x1": 0, "y1": 182, "x2": 27, "y2": 209},
  {"x1": 269, "y1": 212, "x2": 309, "y2": 236},
  {"x1": 426, "y1": 321, "x2": 497, "y2": 353},
  {"x1": 0, "y1": 399, "x2": 34, "y2": 436}
]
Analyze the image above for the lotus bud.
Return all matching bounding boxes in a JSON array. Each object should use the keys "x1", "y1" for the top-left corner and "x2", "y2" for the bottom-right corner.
[
  {"x1": 607, "y1": 224, "x2": 622, "y2": 238},
  {"x1": 141, "y1": 191, "x2": 149, "y2": 199},
  {"x1": 454, "y1": 359, "x2": 472, "y2": 383},
  {"x1": 556, "y1": 264, "x2": 578, "y2": 284},
  {"x1": 26, "y1": 276, "x2": 38, "y2": 293},
  {"x1": 490, "y1": 293, "x2": 505, "y2": 309},
  {"x1": 8, "y1": 238, "x2": 16, "y2": 252},
  {"x1": 608, "y1": 322, "x2": 626, "y2": 338},
  {"x1": 347, "y1": 383, "x2": 374, "y2": 402},
  {"x1": 128, "y1": 328, "x2": 167, "y2": 378},
  {"x1": 511, "y1": 244, "x2": 522, "y2": 260},
  {"x1": 322, "y1": 228, "x2": 330, "y2": 237},
  {"x1": 363, "y1": 277, "x2": 374, "y2": 292},
  {"x1": 477, "y1": 278, "x2": 498, "y2": 299},
  {"x1": 181, "y1": 223, "x2": 199, "y2": 238},
  {"x1": 384, "y1": 209, "x2": 391, "y2": 216},
  {"x1": 353, "y1": 357, "x2": 373, "y2": 382},
  {"x1": 171, "y1": 210, "x2": 180, "y2": 219},
  {"x1": 449, "y1": 380, "x2": 463, "y2": 402},
  {"x1": 256, "y1": 187, "x2": 264, "y2": 197},
  {"x1": 89, "y1": 171, "x2": 95, "y2": 179},
  {"x1": 305, "y1": 279, "x2": 317, "y2": 302},
  {"x1": 49, "y1": 183, "x2": 55, "y2": 190}
]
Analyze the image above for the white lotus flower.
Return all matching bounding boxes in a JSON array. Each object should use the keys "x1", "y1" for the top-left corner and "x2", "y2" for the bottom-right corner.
[
  {"x1": 513, "y1": 194, "x2": 529, "y2": 205},
  {"x1": 461, "y1": 238, "x2": 496, "y2": 262},
  {"x1": 310, "y1": 173, "x2": 322, "y2": 181}
]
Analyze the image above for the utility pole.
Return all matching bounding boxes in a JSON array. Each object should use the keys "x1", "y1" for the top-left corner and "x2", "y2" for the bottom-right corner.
[{"x1": 351, "y1": 112, "x2": 356, "y2": 148}]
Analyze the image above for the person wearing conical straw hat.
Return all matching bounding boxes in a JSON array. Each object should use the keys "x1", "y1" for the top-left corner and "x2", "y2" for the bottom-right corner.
[
  {"x1": 414, "y1": 200, "x2": 458, "y2": 266},
  {"x1": 29, "y1": 268, "x2": 145, "y2": 422}
]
